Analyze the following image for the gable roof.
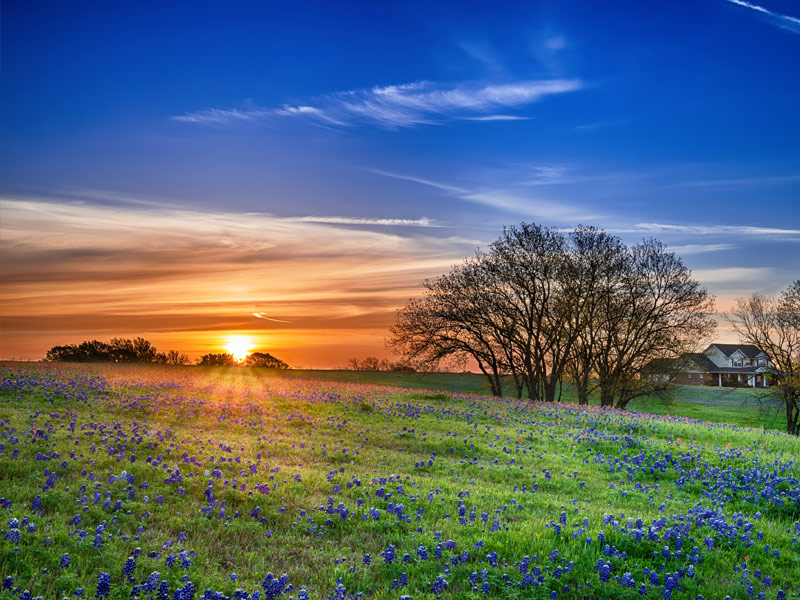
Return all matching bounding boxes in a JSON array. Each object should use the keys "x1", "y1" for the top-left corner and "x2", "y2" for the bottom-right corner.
[
  {"x1": 681, "y1": 352, "x2": 718, "y2": 371},
  {"x1": 707, "y1": 344, "x2": 766, "y2": 359}
]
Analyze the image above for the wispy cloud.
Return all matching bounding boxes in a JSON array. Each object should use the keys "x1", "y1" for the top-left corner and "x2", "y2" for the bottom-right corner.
[
  {"x1": 284, "y1": 215, "x2": 436, "y2": 227},
  {"x1": 635, "y1": 222, "x2": 800, "y2": 236},
  {"x1": 252, "y1": 312, "x2": 293, "y2": 323},
  {"x1": 461, "y1": 189, "x2": 603, "y2": 221},
  {"x1": 172, "y1": 107, "x2": 272, "y2": 125},
  {"x1": 461, "y1": 115, "x2": 532, "y2": 121},
  {"x1": 366, "y1": 166, "x2": 599, "y2": 221},
  {"x1": 666, "y1": 243, "x2": 734, "y2": 255},
  {"x1": 723, "y1": 0, "x2": 800, "y2": 33},
  {"x1": 692, "y1": 267, "x2": 774, "y2": 284},
  {"x1": 173, "y1": 78, "x2": 583, "y2": 129},
  {"x1": 1, "y1": 195, "x2": 477, "y2": 363},
  {"x1": 364, "y1": 169, "x2": 468, "y2": 194}
]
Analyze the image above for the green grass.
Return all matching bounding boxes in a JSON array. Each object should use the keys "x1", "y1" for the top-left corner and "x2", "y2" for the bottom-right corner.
[
  {"x1": 276, "y1": 368, "x2": 789, "y2": 432},
  {"x1": 0, "y1": 362, "x2": 798, "y2": 600}
]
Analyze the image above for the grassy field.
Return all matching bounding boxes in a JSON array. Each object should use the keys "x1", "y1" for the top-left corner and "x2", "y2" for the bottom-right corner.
[
  {"x1": 1, "y1": 362, "x2": 798, "y2": 600},
  {"x1": 271, "y1": 368, "x2": 789, "y2": 433}
]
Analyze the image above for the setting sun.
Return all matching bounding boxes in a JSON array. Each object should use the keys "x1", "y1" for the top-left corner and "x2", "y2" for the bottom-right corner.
[{"x1": 224, "y1": 335, "x2": 254, "y2": 362}]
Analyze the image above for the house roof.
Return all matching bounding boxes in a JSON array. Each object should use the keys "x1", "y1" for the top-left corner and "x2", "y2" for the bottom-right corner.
[
  {"x1": 681, "y1": 352, "x2": 718, "y2": 371},
  {"x1": 642, "y1": 352, "x2": 773, "y2": 375},
  {"x1": 707, "y1": 344, "x2": 766, "y2": 359}
]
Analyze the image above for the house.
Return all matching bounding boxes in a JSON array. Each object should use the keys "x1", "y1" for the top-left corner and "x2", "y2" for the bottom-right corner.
[{"x1": 643, "y1": 343, "x2": 772, "y2": 388}]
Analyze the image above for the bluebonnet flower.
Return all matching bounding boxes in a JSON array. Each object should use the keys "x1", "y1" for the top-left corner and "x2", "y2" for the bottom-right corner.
[
  {"x1": 432, "y1": 575, "x2": 447, "y2": 596},
  {"x1": 596, "y1": 559, "x2": 612, "y2": 583},
  {"x1": 261, "y1": 572, "x2": 290, "y2": 599},
  {"x1": 381, "y1": 544, "x2": 396, "y2": 564},
  {"x1": 60, "y1": 553, "x2": 70, "y2": 568},
  {"x1": 95, "y1": 572, "x2": 110, "y2": 599},
  {"x1": 122, "y1": 556, "x2": 136, "y2": 582}
]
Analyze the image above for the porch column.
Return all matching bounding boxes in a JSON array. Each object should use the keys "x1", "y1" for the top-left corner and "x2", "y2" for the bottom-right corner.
[
  {"x1": 751, "y1": 376, "x2": 756, "y2": 388},
  {"x1": 718, "y1": 373, "x2": 722, "y2": 387}
]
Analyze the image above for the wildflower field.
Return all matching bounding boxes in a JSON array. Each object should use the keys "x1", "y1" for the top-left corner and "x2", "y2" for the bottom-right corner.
[{"x1": 1, "y1": 363, "x2": 799, "y2": 600}]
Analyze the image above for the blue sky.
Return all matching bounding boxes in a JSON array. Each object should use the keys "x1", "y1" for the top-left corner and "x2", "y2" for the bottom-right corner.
[{"x1": 1, "y1": 0, "x2": 799, "y2": 364}]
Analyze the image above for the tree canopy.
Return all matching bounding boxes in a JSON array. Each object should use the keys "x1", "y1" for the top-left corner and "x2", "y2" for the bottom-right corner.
[
  {"x1": 243, "y1": 352, "x2": 289, "y2": 369},
  {"x1": 729, "y1": 280, "x2": 800, "y2": 435},
  {"x1": 44, "y1": 337, "x2": 190, "y2": 365},
  {"x1": 389, "y1": 223, "x2": 715, "y2": 408}
]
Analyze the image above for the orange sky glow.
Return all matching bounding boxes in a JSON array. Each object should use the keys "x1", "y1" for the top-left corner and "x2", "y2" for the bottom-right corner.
[
  {"x1": 0, "y1": 197, "x2": 756, "y2": 367},
  {"x1": 0, "y1": 197, "x2": 477, "y2": 367}
]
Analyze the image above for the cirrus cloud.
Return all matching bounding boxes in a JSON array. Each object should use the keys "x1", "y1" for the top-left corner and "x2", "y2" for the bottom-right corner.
[{"x1": 173, "y1": 78, "x2": 583, "y2": 129}]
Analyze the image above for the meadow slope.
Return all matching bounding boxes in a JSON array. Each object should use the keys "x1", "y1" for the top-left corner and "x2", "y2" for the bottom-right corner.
[{"x1": 1, "y1": 363, "x2": 798, "y2": 600}]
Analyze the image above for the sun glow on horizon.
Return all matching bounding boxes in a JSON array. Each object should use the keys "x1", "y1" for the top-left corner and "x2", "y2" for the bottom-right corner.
[{"x1": 224, "y1": 335, "x2": 255, "y2": 362}]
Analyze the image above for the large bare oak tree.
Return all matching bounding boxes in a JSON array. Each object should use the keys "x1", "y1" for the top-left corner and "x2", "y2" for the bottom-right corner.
[{"x1": 390, "y1": 223, "x2": 715, "y2": 408}]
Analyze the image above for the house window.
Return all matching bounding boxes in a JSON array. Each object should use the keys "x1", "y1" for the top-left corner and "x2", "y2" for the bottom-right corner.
[
  {"x1": 699, "y1": 374, "x2": 703, "y2": 380},
  {"x1": 732, "y1": 359, "x2": 743, "y2": 367}
]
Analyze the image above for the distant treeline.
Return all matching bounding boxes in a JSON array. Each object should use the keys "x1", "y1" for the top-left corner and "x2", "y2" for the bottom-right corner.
[
  {"x1": 44, "y1": 338, "x2": 190, "y2": 365},
  {"x1": 198, "y1": 352, "x2": 289, "y2": 369},
  {"x1": 346, "y1": 356, "x2": 415, "y2": 372},
  {"x1": 43, "y1": 338, "x2": 289, "y2": 369}
]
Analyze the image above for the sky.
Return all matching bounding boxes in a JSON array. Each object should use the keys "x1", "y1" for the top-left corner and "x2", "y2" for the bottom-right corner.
[{"x1": 1, "y1": 0, "x2": 799, "y2": 367}]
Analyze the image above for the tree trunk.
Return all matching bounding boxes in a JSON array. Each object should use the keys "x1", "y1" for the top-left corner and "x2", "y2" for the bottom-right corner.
[
  {"x1": 614, "y1": 395, "x2": 631, "y2": 410},
  {"x1": 786, "y1": 386, "x2": 798, "y2": 436},
  {"x1": 544, "y1": 379, "x2": 559, "y2": 403},
  {"x1": 599, "y1": 386, "x2": 615, "y2": 408},
  {"x1": 491, "y1": 367, "x2": 503, "y2": 398},
  {"x1": 509, "y1": 369, "x2": 523, "y2": 399}
]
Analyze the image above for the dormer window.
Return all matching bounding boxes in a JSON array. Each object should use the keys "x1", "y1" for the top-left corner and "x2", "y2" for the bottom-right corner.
[{"x1": 732, "y1": 359, "x2": 743, "y2": 367}]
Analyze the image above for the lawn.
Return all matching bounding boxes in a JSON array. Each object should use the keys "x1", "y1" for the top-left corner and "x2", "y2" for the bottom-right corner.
[
  {"x1": 275, "y1": 368, "x2": 789, "y2": 433},
  {"x1": 1, "y1": 362, "x2": 798, "y2": 599}
]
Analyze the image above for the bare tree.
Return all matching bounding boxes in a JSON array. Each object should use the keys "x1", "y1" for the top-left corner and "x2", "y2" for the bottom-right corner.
[
  {"x1": 389, "y1": 260, "x2": 509, "y2": 396},
  {"x1": 592, "y1": 239, "x2": 716, "y2": 408},
  {"x1": 165, "y1": 349, "x2": 191, "y2": 365},
  {"x1": 564, "y1": 227, "x2": 629, "y2": 404},
  {"x1": 389, "y1": 224, "x2": 714, "y2": 406},
  {"x1": 729, "y1": 281, "x2": 800, "y2": 435},
  {"x1": 482, "y1": 224, "x2": 572, "y2": 401},
  {"x1": 360, "y1": 356, "x2": 381, "y2": 371}
]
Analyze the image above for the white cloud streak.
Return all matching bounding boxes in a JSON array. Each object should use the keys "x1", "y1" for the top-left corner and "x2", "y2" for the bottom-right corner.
[
  {"x1": 284, "y1": 216, "x2": 436, "y2": 227},
  {"x1": 724, "y1": 0, "x2": 800, "y2": 33},
  {"x1": 366, "y1": 166, "x2": 600, "y2": 221},
  {"x1": 253, "y1": 312, "x2": 293, "y2": 323},
  {"x1": 173, "y1": 78, "x2": 583, "y2": 129},
  {"x1": 635, "y1": 222, "x2": 800, "y2": 236},
  {"x1": 666, "y1": 243, "x2": 735, "y2": 255},
  {"x1": 460, "y1": 115, "x2": 532, "y2": 121},
  {"x1": 364, "y1": 169, "x2": 468, "y2": 194},
  {"x1": 692, "y1": 267, "x2": 774, "y2": 283}
]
